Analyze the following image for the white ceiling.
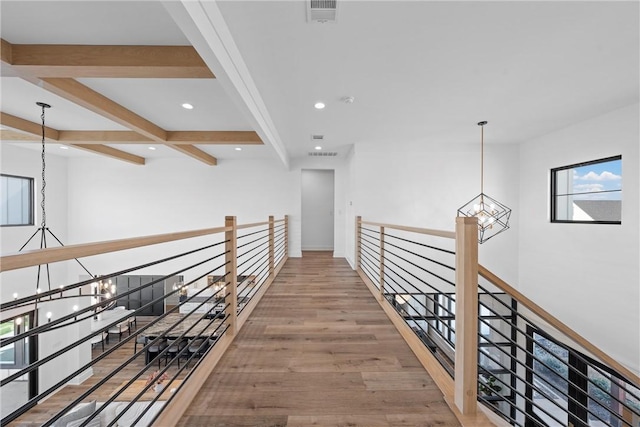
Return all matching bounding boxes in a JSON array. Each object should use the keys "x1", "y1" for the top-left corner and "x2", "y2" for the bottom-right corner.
[{"x1": 1, "y1": 1, "x2": 638, "y2": 165}]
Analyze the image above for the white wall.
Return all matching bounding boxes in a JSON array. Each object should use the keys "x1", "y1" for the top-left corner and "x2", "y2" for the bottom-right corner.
[
  {"x1": 518, "y1": 103, "x2": 640, "y2": 373},
  {"x1": 348, "y1": 138, "x2": 521, "y2": 284},
  {"x1": 0, "y1": 144, "x2": 89, "y2": 394},
  {"x1": 301, "y1": 169, "x2": 335, "y2": 251}
]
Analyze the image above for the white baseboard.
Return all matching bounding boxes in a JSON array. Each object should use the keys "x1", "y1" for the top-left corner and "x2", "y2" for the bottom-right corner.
[{"x1": 70, "y1": 368, "x2": 93, "y2": 385}]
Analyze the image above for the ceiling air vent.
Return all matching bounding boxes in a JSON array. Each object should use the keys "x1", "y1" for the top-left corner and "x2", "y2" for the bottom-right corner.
[
  {"x1": 308, "y1": 151, "x2": 338, "y2": 157},
  {"x1": 307, "y1": 0, "x2": 337, "y2": 23}
]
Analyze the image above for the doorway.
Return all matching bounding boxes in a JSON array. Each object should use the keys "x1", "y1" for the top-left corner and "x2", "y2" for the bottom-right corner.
[{"x1": 301, "y1": 169, "x2": 335, "y2": 252}]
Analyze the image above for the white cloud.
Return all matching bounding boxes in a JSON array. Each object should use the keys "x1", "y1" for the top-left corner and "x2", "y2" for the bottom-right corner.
[
  {"x1": 574, "y1": 183, "x2": 604, "y2": 192},
  {"x1": 577, "y1": 171, "x2": 621, "y2": 181}
]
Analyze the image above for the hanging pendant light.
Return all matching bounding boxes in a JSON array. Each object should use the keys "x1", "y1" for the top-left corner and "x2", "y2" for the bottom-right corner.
[{"x1": 457, "y1": 121, "x2": 511, "y2": 244}]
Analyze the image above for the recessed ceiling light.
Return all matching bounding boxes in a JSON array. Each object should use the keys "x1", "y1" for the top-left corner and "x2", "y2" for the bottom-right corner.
[
  {"x1": 235, "y1": 147, "x2": 242, "y2": 151},
  {"x1": 182, "y1": 103, "x2": 194, "y2": 110},
  {"x1": 315, "y1": 146, "x2": 322, "y2": 150},
  {"x1": 59, "y1": 145, "x2": 68, "y2": 150},
  {"x1": 148, "y1": 146, "x2": 156, "y2": 151},
  {"x1": 314, "y1": 102, "x2": 325, "y2": 110}
]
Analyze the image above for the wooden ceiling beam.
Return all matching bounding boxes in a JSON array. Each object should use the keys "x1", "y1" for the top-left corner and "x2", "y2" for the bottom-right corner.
[
  {"x1": 34, "y1": 77, "x2": 167, "y2": 142},
  {"x1": 168, "y1": 144, "x2": 217, "y2": 166},
  {"x1": 166, "y1": 131, "x2": 263, "y2": 144},
  {"x1": 70, "y1": 144, "x2": 145, "y2": 165},
  {"x1": 0, "y1": 111, "x2": 59, "y2": 140},
  {"x1": 58, "y1": 130, "x2": 152, "y2": 143},
  {"x1": 0, "y1": 112, "x2": 145, "y2": 165},
  {"x1": 53, "y1": 130, "x2": 262, "y2": 145},
  {"x1": 0, "y1": 129, "x2": 39, "y2": 141},
  {"x1": 1, "y1": 39, "x2": 214, "y2": 78}
]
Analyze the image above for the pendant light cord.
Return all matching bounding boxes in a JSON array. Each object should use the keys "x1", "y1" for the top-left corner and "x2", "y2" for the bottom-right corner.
[
  {"x1": 478, "y1": 121, "x2": 487, "y2": 196},
  {"x1": 40, "y1": 104, "x2": 47, "y2": 228}
]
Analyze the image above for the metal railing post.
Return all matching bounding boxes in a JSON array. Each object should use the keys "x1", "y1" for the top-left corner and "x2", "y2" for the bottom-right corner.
[
  {"x1": 355, "y1": 216, "x2": 362, "y2": 270},
  {"x1": 379, "y1": 226, "x2": 385, "y2": 300},
  {"x1": 454, "y1": 216, "x2": 479, "y2": 415},
  {"x1": 269, "y1": 215, "x2": 275, "y2": 278},
  {"x1": 225, "y1": 216, "x2": 238, "y2": 336}
]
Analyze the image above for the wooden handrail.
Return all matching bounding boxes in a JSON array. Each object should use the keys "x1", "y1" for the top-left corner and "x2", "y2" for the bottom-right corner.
[
  {"x1": 236, "y1": 220, "x2": 269, "y2": 230},
  {"x1": 479, "y1": 265, "x2": 640, "y2": 385},
  {"x1": 0, "y1": 225, "x2": 231, "y2": 272},
  {"x1": 360, "y1": 220, "x2": 455, "y2": 239}
]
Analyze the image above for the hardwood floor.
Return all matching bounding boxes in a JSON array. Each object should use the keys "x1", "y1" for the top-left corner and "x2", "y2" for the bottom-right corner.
[{"x1": 177, "y1": 251, "x2": 461, "y2": 427}]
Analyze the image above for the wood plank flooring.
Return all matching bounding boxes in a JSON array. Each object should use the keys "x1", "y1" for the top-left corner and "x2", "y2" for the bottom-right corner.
[{"x1": 177, "y1": 251, "x2": 461, "y2": 427}]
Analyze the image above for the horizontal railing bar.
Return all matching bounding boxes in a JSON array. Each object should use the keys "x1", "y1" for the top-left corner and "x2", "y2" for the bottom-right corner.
[
  {"x1": 237, "y1": 227, "x2": 269, "y2": 240},
  {"x1": 383, "y1": 238, "x2": 455, "y2": 271},
  {"x1": 479, "y1": 264, "x2": 640, "y2": 385},
  {"x1": 476, "y1": 284, "x2": 640, "y2": 404},
  {"x1": 478, "y1": 340, "x2": 626, "y2": 427},
  {"x1": 478, "y1": 313, "x2": 636, "y2": 418},
  {"x1": 361, "y1": 220, "x2": 456, "y2": 239},
  {"x1": 1, "y1": 225, "x2": 231, "y2": 272},
  {"x1": 383, "y1": 231, "x2": 456, "y2": 255},
  {"x1": 383, "y1": 245, "x2": 456, "y2": 287}
]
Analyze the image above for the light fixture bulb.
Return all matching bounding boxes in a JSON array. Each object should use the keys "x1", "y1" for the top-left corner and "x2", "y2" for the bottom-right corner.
[
  {"x1": 315, "y1": 146, "x2": 322, "y2": 150},
  {"x1": 46, "y1": 311, "x2": 52, "y2": 319},
  {"x1": 148, "y1": 146, "x2": 156, "y2": 151},
  {"x1": 73, "y1": 305, "x2": 78, "y2": 311},
  {"x1": 60, "y1": 145, "x2": 69, "y2": 150},
  {"x1": 105, "y1": 292, "x2": 111, "y2": 299},
  {"x1": 182, "y1": 103, "x2": 194, "y2": 110},
  {"x1": 16, "y1": 317, "x2": 22, "y2": 325},
  {"x1": 314, "y1": 102, "x2": 325, "y2": 110},
  {"x1": 235, "y1": 147, "x2": 242, "y2": 151},
  {"x1": 36, "y1": 288, "x2": 42, "y2": 294},
  {"x1": 111, "y1": 285, "x2": 116, "y2": 293},
  {"x1": 13, "y1": 292, "x2": 18, "y2": 299}
]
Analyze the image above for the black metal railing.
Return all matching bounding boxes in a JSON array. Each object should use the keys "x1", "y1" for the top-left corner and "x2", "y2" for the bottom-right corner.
[
  {"x1": 477, "y1": 280, "x2": 640, "y2": 427},
  {"x1": 356, "y1": 217, "x2": 640, "y2": 427},
  {"x1": 0, "y1": 215, "x2": 289, "y2": 426},
  {"x1": 358, "y1": 224, "x2": 457, "y2": 376}
]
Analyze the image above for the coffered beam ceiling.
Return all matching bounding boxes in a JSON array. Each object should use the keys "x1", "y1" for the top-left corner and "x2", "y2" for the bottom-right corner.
[
  {"x1": 1, "y1": 39, "x2": 263, "y2": 165},
  {"x1": 0, "y1": 112, "x2": 145, "y2": 165},
  {"x1": 1, "y1": 39, "x2": 214, "y2": 78}
]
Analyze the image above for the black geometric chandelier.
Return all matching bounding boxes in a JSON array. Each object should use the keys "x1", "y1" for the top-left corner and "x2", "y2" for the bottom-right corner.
[{"x1": 457, "y1": 121, "x2": 511, "y2": 244}]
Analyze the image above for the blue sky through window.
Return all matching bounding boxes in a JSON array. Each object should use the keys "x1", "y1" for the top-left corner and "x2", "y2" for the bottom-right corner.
[{"x1": 572, "y1": 158, "x2": 622, "y2": 200}]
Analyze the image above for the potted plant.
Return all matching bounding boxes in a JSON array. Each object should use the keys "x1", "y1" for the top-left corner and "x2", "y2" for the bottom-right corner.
[{"x1": 479, "y1": 374, "x2": 503, "y2": 403}]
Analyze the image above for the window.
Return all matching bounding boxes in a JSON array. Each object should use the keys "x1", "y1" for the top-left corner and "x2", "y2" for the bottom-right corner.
[
  {"x1": 1, "y1": 174, "x2": 34, "y2": 226},
  {"x1": 0, "y1": 314, "x2": 30, "y2": 369},
  {"x1": 551, "y1": 156, "x2": 622, "y2": 224}
]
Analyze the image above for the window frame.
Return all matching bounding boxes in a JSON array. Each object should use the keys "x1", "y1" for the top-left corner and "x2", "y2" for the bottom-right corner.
[
  {"x1": 1, "y1": 174, "x2": 35, "y2": 227},
  {"x1": 550, "y1": 155, "x2": 622, "y2": 225}
]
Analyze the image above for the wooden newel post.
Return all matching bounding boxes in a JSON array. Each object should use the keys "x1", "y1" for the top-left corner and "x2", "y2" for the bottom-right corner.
[
  {"x1": 269, "y1": 215, "x2": 275, "y2": 279},
  {"x1": 454, "y1": 216, "x2": 479, "y2": 415},
  {"x1": 284, "y1": 215, "x2": 289, "y2": 257},
  {"x1": 355, "y1": 216, "x2": 362, "y2": 270},
  {"x1": 225, "y1": 216, "x2": 238, "y2": 336},
  {"x1": 379, "y1": 226, "x2": 385, "y2": 300}
]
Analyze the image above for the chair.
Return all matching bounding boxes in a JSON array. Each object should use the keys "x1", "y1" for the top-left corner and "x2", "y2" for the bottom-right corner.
[
  {"x1": 108, "y1": 322, "x2": 128, "y2": 342},
  {"x1": 146, "y1": 338, "x2": 168, "y2": 368},
  {"x1": 164, "y1": 338, "x2": 187, "y2": 367},
  {"x1": 90, "y1": 331, "x2": 108, "y2": 352},
  {"x1": 185, "y1": 338, "x2": 207, "y2": 368},
  {"x1": 134, "y1": 334, "x2": 147, "y2": 354}
]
